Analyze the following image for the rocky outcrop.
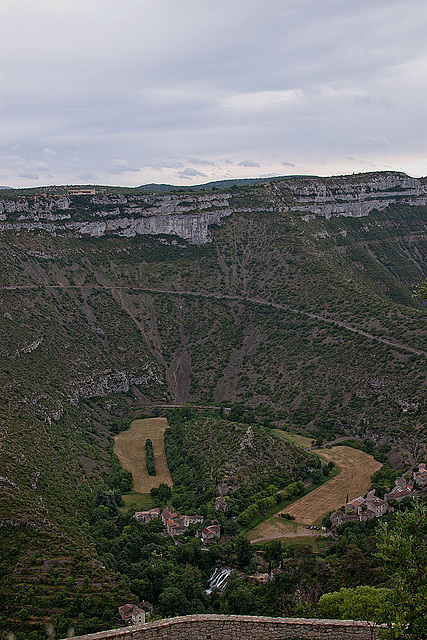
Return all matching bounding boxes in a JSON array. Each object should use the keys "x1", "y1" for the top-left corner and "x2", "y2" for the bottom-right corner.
[
  {"x1": 0, "y1": 192, "x2": 234, "y2": 244},
  {"x1": 273, "y1": 171, "x2": 427, "y2": 218},
  {"x1": 68, "y1": 368, "x2": 161, "y2": 405},
  {"x1": 1, "y1": 172, "x2": 426, "y2": 243}
]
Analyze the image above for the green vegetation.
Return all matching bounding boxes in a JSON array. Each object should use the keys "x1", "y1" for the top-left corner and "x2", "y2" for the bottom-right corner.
[
  {"x1": 164, "y1": 409, "x2": 316, "y2": 518},
  {"x1": 145, "y1": 438, "x2": 156, "y2": 476},
  {"x1": 0, "y1": 180, "x2": 426, "y2": 636},
  {"x1": 376, "y1": 504, "x2": 427, "y2": 639}
]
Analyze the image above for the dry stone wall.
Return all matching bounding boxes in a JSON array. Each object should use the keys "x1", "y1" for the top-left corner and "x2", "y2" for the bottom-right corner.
[{"x1": 66, "y1": 615, "x2": 384, "y2": 640}]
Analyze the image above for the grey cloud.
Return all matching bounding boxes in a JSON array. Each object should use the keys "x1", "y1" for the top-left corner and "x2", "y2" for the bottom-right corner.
[
  {"x1": 108, "y1": 159, "x2": 140, "y2": 175},
  {"x1": 178, "y1": 168, "x2": 207, "y2": 179},
  {"x1": 282, "y1": 162, "x2": 297, "y2": 168},
  {"x1": 187, "y1": 157, "x2": 216, "y2": 167},
  {"x1": 151, "y1": 160, "x2": 184, "y2": 170},
  {"x1": 239, "y1": 160, "x2": 260, "y2": 168},
  {"x1": 18, "y1": 172, "x2": 39, "y2": 180},
  {"x1": 75, "y1": 173, "x2": 98, "y2": 182}
]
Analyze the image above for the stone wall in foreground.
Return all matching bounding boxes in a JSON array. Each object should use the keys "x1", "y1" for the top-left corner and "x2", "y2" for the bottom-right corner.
[{"x1": 65, "y1": 614, "x2": 384, "y2": 640}]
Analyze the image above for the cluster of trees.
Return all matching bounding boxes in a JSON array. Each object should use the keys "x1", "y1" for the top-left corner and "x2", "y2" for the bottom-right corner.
[
  {"x1": 237, "y1": 485, "x2": 279, "y2": 526},
  {"x1": 146, "y1": 439, "x2": 156, "y2": 476}
]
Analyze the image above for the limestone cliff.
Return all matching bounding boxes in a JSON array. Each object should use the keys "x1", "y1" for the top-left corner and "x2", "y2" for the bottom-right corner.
[
  {"x1": 274, "y1": 171, "x2": 427, "y2": 218},
  {"x1": 0, "y1": 171, "x2": 426, "y2": 243}
]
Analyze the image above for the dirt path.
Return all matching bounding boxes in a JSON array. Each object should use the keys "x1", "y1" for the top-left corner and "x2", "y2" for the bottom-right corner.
[
  {"x1": 249, "y1": 446, "x2": 382, "y2": 542},
  {"x1": 1, "y1": 283, "x2": 424, "y2": 357},
  {"x1": 113, "y1": 417, "x2": 172, "y2": 493}
]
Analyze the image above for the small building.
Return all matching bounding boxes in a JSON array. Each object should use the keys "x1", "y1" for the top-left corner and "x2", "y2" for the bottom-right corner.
[
  {"x1": 365, "y1": 494, "x2": 387, "y2": 517},
  {"x1": 139, "y1": 601, "x2": 153, "y2": 618},
  {"x1": 188, "y1": 514, "x2": 204, "y2": 525},
  {"x1": 166, "y1": 515, "x2": 189, "y2": 536},
  {"x1": 359, "y1": 509, "x2": 376, "y2": 523},
  {"x1": 330, "y1": 510, "x2": 344, "y2": 528},
  {"x1": 67, "y1": 187, "x2": 96, "y2": 196},
  {"x1": 345, "y1": 496, "x2": 365, "y2": 515},
  {"x1": 201, "y1": 524, "x2": 221, "y2": 544},
  {"x1": 134, "y1": 508, "x2": 160, "y2": 525},
  {"x1": 385, "y1": 486, "x2": 417, "y2": 503},
  {"x1": 118, "y1": 604, "x2": 145, "y2": 625},
  {"x1": 161, "y1": 506, "x2": 177, "y2": 525}
]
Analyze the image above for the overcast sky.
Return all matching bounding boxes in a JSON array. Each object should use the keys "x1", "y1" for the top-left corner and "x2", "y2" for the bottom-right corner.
[{"x1": 1, "y1": 0, "x2": 427, "y2": 187}]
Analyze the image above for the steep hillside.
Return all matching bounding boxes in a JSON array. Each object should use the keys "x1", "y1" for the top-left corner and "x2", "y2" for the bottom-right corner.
[{"x1": 0, "y1": 172, "x2": 426, "y2": 636}]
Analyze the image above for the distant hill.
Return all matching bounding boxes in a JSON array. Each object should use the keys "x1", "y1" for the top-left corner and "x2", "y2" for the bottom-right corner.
[{"x1": 138, "y1": 175, "x2": 296, "y2": 192}]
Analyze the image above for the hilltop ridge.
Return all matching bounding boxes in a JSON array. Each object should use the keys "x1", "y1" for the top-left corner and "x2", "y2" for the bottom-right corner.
[{"x1": 1, "y1": 171, "x2": 427, "y2": 244}]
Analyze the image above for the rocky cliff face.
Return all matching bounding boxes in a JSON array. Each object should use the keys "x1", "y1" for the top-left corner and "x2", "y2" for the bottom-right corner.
[
  {"x1": 274, "y1": 171, "x2": 427, "y2": 218},
  {"x1": 0, "y1": 171, "x2": 426, "y2": 243},
  {"x1": 0, "y1": 192, "x2": 235, "y2": 244}
]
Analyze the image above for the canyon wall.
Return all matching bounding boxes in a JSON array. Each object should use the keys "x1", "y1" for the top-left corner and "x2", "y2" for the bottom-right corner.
[{"x1": 1, "y1": 171, "x2": 426, "y2": 243}]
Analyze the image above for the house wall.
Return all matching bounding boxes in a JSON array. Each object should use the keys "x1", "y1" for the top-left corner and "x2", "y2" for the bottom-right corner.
[{"x1": 64, "y1": 614, "x2": 384, "y2": 640}]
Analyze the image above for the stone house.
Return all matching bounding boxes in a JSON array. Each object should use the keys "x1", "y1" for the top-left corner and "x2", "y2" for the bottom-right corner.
[
  {"x1": 384, "y1": 486, "x2": 417, "y2": 503},
  {"x1": 330, "y1": 510, "x2": 344, "y2": 528},
  {"x1": 164, "y1": 512, "x2": 204, "y2": 537},
  {"x1": 133, "y1": 508, "x2": 160, "y2": 525},
  {"x1": 344, "y1": 497, "x2": 365, "y2": 515},
  {"x1": 118, "y1": 604, "x2": 145, "y2": 625},
  {"x1": 202, "y1": 524, "x2": 221, "y2": 544},
  {"x1": 365, "y1": 491, "x2": 387, "y2": 517},
  {"x1": 188, "y1": 514, "x2": 204, "y2": 525},
  {"x1": 161, "y1": 506, "x2": 177, "y2": 524}
]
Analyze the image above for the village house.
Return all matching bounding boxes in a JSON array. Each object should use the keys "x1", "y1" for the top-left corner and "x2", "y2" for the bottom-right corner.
[
  {"x1": 161, "y1": 507, "x2": 204, "y2": 537},
  {"x1": 67, "y1": 187, "x2": 96, "y2": 196},
  {"x1": 330, "y1": 474, "x2": 420, "y2": 531},
  {"x1": 344, "y1": 496, "x2": 365, "y2": 515},
  {"x1": 133, "y1": 508, "x2": 160, "y2": 525},
  {"x1": 201, "y1": 524, "x2": 221, "y2": 544},
  {"x1": 188, "y1": 514, "x2": 204, "y2": 525},
  {"x1": 118, "y1": 604, "x2": 145, "y2": 625},
  {"x1": 166, "y1": 515, "x2": 189, "y2": 536},
  {"x1": 138, "y1": 601, "x2": 153, "y2": 619},
  {"x1": 365, "y1": 491, "x2": 387, "y2": 517},
  {"x1": 161, "y1": 506, "x2": 177, "y2": 524},
  {"x1": 384, "y1": 485, "x2": 418, "y2": 503}
]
